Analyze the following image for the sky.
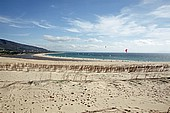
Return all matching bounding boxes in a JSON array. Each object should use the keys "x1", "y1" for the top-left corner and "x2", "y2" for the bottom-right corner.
[{"x1": 0, "y1": 0, "x2": 170, "y2": 53}]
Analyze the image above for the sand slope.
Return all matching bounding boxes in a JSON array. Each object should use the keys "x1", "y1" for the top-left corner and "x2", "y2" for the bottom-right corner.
[{"x1": 0, "y1": 57, "x2": 170, "y2": 113}]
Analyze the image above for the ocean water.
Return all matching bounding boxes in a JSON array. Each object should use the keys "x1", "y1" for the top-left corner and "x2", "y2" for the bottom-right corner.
[{"x1": 46, "y1": 52, "x2": 170, "y2": 62}]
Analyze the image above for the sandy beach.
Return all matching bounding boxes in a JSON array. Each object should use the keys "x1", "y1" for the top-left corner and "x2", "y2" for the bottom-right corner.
[{"x1": 0, "y1": 55, "x2": 170, "y2": 113}]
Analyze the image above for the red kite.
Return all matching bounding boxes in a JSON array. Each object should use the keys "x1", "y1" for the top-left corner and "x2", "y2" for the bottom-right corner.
[{"x1": 125, "y1": 49, "x2": 128, "y2": 53}]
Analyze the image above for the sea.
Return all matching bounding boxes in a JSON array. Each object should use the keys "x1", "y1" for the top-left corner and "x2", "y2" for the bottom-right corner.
[{"x1": 46, "y1": 52, "x2": 170, "y2": 62}]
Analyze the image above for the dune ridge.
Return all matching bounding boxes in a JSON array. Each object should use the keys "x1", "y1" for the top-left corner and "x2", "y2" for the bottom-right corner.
[{"x1": 0, "y1": 62, "x2": 169, "y2": 73}]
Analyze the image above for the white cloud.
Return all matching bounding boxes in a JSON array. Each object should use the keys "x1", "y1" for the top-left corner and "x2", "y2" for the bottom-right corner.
[
  {"x1": 0, "y1": 16, "x2": 29, "y2": 26},
  {"x1": 0, "y1": 16, "x2": 56, "y2": 29},
  {"x1": 9, "y1": 24, "x2": 32, "y2": 28},
  {"x1": 119, "y1": 21, "x2": 146, "y2": 36},
  {"x1": 166, "y1": 40, "x2": 170, "y2": 44},
  {"x1": 102, "y1": 39, "x2": 167, "y2": 53},
  {"x1": 9, "y1": 24, "x2": 23, "y2": 28},
  {"x1": 43, "y1": 35, "x2": 80, "y2": 42},
  {"x1": 43, "y1": 34, "x2": 103, "y2": 44},
  {"x1": 133, "y1": 39, "x2": 161, "y2": 46},
  {"x1": 40, "y1": 43, "x2": 103, "y2": 52},
  {"x1": 142, "y1": 0, "x2": 158, "y2": 4},
  {"x1": 32, "y1": 21, "x2": 56, "y2": 29},
  {"x1": 66, "y1": 15, "x2": 147, "y2": 37},
  {"x1": 145, "y1": 27, "x2": 170, "y2": 39},
  {"x1": 85, "y1": 38, "x2": 103, "y2": 43},
  {"x1": 94, "y1": 16, "x2": 126, "y2": 36},
  {"x1": 43, "y1": 37, "x2": 170, "y2": 52},
  {"x1": 150, "y1": 5, "x2": 170, "y2": 18},
  {"x1": 68, "y1": 19, "x2": 94, "y2": 32},
  {"x1": 9, "y1": 33, "x2": 30, "y2": 36},
  {"x1": 68, "y1": 44, "x2": 101, "y2": 51},
  {"x1": 0, "y1": 16, "x2": 12, "y2": 23},
  {"x1": 65, "y1": 28, "x2": 80, "y2": 33}
]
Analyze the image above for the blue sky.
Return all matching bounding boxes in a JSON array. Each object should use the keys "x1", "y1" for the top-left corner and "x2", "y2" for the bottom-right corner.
[{"x1": 0, "y1": 0, "x2": 170, "y2": 53}]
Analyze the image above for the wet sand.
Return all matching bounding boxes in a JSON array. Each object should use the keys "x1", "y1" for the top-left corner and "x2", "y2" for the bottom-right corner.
[
  {"x1": 1, "y1": 53, "x2": 91, "y2": 61},
  {"x1": 0, "y1": 56, "x2": 170, "y2": 113}
]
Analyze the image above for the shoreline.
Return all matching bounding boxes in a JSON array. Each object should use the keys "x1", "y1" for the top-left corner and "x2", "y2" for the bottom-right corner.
[
  {"x1": 1, "y1": 52, "x2": 170, "y2": 63},
  {"x1": 0, "y1": 52, "x2": 132, "y2": 63},
  {"x1": 34, "y1": 53, "x2": 124, "y2": 62},
  {"x1": 35, "y1": 52, "x2": 170, "y2": 64},
  {"x1": 0, "y1": 53, "x2": 91, "y2": 62}
]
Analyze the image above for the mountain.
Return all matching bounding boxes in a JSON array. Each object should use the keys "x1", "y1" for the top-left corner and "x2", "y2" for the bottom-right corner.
[{"x1": 0, "y1": 39, "x2": 49, "y2": 54}]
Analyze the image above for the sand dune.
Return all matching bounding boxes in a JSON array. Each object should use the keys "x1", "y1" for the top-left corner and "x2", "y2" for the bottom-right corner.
[{"x1": 0, "y1": 56, "x2": 170, "y2": 113}]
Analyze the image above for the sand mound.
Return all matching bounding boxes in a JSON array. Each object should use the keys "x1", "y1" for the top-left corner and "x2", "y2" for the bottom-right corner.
[{"x1": 0, "y1": 57, "x2": 170, "y2": 113}]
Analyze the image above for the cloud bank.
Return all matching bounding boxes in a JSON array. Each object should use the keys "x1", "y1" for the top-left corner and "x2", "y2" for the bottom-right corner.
[{"x1": 60, "y1": 0, "x2": 170, "y2": 52}]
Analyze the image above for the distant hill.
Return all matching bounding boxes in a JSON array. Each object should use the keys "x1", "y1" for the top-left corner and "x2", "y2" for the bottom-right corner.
[{"x1": 0, "y1": 39, "x2": 49, "y2": 54}]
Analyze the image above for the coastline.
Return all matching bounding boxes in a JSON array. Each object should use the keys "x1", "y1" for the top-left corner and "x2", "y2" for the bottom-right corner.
[
  {"x1": 39, "y1": 52, "x2": 170, "y2": 63},
  {"x1": 35, "y1": 52, "x2": 170, "y2": 64},
  {"x1": 1, "y1": 52, "x2": 170, "y2": 63},
  {"x1": 33, "y1": 53, "x2": 122, "y2": 62},
  {"x1": 0, "y1": 53, "x2": 92, "y2": 62}
]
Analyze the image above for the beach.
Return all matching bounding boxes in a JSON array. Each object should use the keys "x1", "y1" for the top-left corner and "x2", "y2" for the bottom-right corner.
[{"x1": 0, "y1": 54, "x2": 170, "y2": 113}]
